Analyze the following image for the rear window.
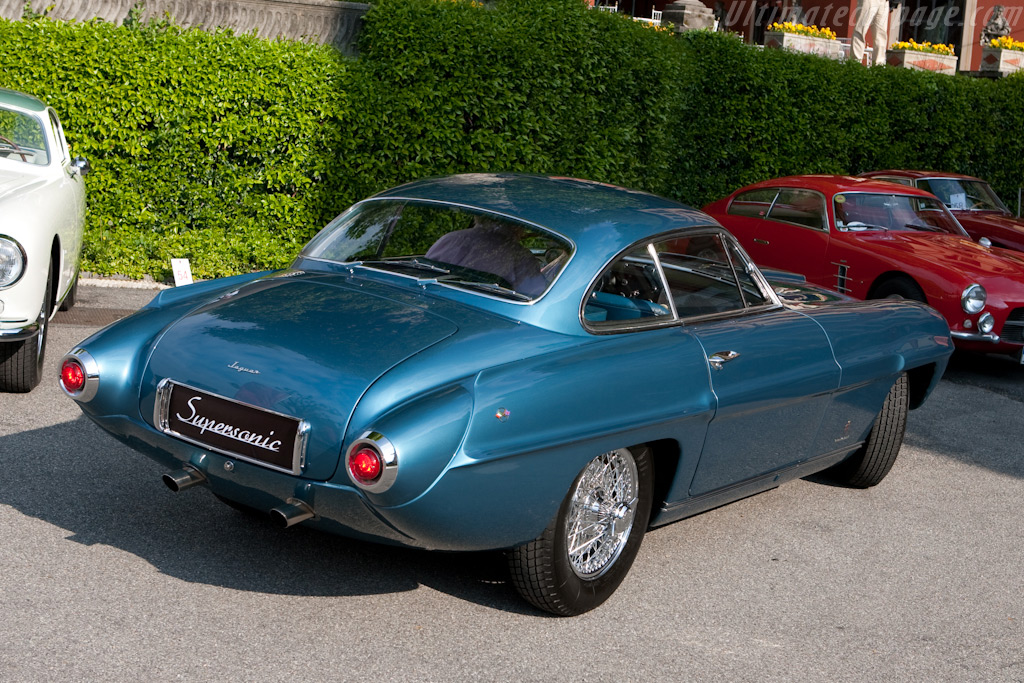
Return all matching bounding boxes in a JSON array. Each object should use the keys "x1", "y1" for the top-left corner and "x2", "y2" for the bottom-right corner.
[{"x1": 302, "y1": 200, "x2": 573, "y2": 301}]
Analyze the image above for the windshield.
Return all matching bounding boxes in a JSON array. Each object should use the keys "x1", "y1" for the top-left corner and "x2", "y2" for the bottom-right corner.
[
  {"x1": 833, "y1": 193, "x2": 968, "y2": 236},
  {"x1": 301, "y1": 200, "x2": 573, "y2": 301},
  {"x1": 916, "y1": 177, "x2": 1010, "y2": 213},
  {"x1": 0, "y1": 106, "x2": 49, "y2": 166}
]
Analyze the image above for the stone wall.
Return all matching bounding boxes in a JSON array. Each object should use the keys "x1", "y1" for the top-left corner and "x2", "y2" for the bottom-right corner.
[{"x1": 1, "y1": 0, "x2": 369, "y2": 54}]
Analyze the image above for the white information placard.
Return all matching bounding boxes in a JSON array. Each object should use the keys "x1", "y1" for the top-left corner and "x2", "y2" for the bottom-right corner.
[{"x1": 171, "y1": 258, "x2": 194, "y2": 287}]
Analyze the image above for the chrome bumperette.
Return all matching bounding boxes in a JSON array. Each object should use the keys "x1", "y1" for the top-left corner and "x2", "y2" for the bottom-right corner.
[
  {"x1": 950, "y1": 330, "x2": 1000, "y2": 343},
  {"x1": 0, "y1": 322, "x2": 39, "y2": 341},
  {"x1": 59, "y1": 348, "x2": 100, "y2": 402},
  {"x1": 345, "y1": 431, "x2": 399, "y2": 493}
]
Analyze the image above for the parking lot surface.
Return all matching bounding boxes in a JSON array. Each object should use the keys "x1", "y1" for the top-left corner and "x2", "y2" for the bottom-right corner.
[{"x1": 1, "y1": 284, "x2": 1022, "y2": 682}]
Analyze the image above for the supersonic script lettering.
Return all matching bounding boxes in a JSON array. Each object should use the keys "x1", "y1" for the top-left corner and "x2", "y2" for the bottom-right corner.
[{"x1": 175, "y1": 396, "x2": 283, "y2": 452}]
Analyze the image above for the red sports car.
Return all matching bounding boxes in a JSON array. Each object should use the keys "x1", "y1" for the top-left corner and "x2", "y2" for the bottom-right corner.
[
  {"x1": 704, "y1": 175, "x2": 1024, "y2": 360},
  {"x1": 861, "y1": 170, "x2": 1024, "y2": 253}
]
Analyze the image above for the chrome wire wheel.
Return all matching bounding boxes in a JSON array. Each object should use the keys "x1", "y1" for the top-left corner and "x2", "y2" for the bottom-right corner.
[
  {"x1": 508, "y1": 445, "x2": 652, "y2": 616},
  {"x1": 565, "y1": 448, "x2": 639, "y2": 579}
]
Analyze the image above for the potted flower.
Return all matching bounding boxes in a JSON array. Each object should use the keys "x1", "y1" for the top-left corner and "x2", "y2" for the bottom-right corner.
[
  {"x1": 886, "y1": 40, "x2": 958, "y2": 75},
  {"x1": 981, "y1": 36, "x2": 1024, "y2": 76},
  {"x1": 764, "y1": 21, "x2": 843, "y2": 61}
]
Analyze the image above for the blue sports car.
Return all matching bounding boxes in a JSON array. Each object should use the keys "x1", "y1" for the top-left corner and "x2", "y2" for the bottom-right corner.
[{"x1": 60, "y1": 174, "x2": 953, "y2": 615}]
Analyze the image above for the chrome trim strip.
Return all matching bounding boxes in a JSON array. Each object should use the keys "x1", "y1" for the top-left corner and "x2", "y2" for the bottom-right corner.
[
  {"x1": 154, "y1": 379, "x2": 307, "y2": 476},
  {"x1": 296, "y1": 421, "x2": 312, "y2": 471},
  {"x1": 154, "y1": 377, "x2": 173, "y2": 430},
  {"x1": 950, "y1": 330, "x2": 1000, "y2": 343},
  {"x1": 647, "y1": 243, "x2": 678, "y2": 319}
]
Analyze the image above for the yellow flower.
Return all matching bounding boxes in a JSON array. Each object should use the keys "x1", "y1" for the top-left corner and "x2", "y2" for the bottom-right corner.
[
  {"x1": 989, "y1": 36, "x2": 1024, "y2": 52},
  {"x1": 769, "y1": 21, "x2": 836, "y2": 40}
]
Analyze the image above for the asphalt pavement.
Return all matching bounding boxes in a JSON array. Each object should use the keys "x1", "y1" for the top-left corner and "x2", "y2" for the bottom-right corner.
[{"x1": 0, "y1": 282, "x2": 1021, "y2": 682}]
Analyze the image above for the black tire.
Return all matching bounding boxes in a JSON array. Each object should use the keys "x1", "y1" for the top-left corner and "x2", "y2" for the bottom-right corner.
[
  {"x1": 508, "y1": 445, "x2": 654, "y2": 616},
  {"x1": 828, "y1": 374, "x2": 909, "y2": 488},
  {"x1": 872, "y1": 278, "x2": 927, "y2": 304},
  {"x1": 0, "y1": 263, "x2": 52, "y2": 393},
  {"x1": 59, "y1": 273, "x2": 78, "y2": 311}
]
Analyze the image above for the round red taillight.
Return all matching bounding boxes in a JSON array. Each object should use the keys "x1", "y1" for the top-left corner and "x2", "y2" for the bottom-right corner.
[
  {"x1": 349, "y1": 447, "x2": 382, "y2": 483},
  {"x1": 61, "y1": 359, "x2": 86, "y2": 393}
]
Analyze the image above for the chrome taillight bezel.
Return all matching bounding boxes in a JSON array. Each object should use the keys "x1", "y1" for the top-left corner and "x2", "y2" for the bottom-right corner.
[
  {"x1": 345, "y1": 431, "x2": 398, "y2": 493},
  {"x1": 58, "y1": 348, "x2": 100, "y2": 401}
]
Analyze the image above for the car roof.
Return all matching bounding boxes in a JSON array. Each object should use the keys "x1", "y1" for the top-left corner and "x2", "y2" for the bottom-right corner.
[
  {"x1": 0, "y1": 88, "x2": 47, "y2": 113},
  {"x1": 372, "y1": 173, "x2": 718, "y2": 252},
  {"x1": 863, "y1": 169, "x2": 984, "y2": 182},
  {"x1": 738, "y1": 174, "x2": 938, "y2": 197}
]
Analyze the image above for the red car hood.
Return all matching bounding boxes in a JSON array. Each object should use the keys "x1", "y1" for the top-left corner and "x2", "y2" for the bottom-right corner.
[
  {"x1": 953, "y1": 211, "x2": 1024, "y2": 251},
  {"x1": 853, "y1": 231, "x2": 1024, "y2": 279}
]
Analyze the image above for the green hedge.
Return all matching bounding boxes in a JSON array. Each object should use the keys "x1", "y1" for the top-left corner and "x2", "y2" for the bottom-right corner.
[
  {"x1": 1, "y1": 2, "x2": 1023, "y2": 280},
  {"x1": 669, "y1": 30, "x2": 1024, "y2": 207}
]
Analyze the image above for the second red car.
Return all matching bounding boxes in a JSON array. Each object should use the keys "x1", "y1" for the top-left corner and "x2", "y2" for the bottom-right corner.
[{"x1": 705, "y1": 175, "x2": 1024, "y2": 360}]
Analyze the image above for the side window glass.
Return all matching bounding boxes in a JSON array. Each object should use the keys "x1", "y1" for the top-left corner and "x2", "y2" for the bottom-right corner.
[
  {"x1": 767, "y1": 189, "x2": 826, "y2": 230},
  {"x1": 584, "y1": 245, "x2": 671, "y2": 326},
  {"x1": 655, "y1": 234, "x2": 748, "y2": 317},
  {"x1": 727, "y1": 188, "x2": 778, "y2": 218}
]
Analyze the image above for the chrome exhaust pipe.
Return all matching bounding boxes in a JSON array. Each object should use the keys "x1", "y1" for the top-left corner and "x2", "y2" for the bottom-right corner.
[
  {"x1": 162, "y1": 465, "x2": 207, "y2": 492},
  {"x1": 270, "y1": 498, "x2": 316, "y2": 528}
]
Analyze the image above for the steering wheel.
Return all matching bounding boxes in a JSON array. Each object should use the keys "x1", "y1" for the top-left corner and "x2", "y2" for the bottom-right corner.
[{"x1": 0, "y1": 135, "x2": 28, "y2": 162}]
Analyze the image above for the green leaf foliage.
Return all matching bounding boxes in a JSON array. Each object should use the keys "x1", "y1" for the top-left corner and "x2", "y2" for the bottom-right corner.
[{"x1": 1, "y1": 5, "x2": 1023, "y2": 279}]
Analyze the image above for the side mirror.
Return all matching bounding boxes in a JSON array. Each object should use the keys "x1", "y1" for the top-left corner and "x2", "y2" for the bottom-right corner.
[
  {"x1": 979, "y1": 236, "x2": 992, "y2": 248},
  {"x1": 70, "y1": 156, "x2": 91, "y2": 177}
]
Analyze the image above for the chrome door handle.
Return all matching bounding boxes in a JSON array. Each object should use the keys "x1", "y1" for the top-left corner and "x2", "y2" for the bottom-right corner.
[
  {"x1": 753, "y1": 238, "x2": 769, "y2": 245},
  {"x1": 708, "y1": 350, "x2": 740, "y2": 370}
]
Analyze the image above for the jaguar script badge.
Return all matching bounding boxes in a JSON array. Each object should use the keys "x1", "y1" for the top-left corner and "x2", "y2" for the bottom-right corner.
[{"x1": 228, "y1": 361, "x2": 260, "y2": 375}]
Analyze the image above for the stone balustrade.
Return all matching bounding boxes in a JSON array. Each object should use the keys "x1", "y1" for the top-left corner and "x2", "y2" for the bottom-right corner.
[{"x1": 1, "y1": 0, "x2": 369, "y2": 54}]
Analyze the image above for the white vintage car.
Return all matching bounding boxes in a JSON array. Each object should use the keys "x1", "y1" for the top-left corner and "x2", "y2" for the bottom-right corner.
[{"x1": 0, "y1": 88, "x2": 88, "y2": 392}]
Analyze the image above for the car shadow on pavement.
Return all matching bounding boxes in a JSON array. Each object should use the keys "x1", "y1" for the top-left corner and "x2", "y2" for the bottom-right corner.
[{"x1": 0, "y1": 416, "x2": 539, "y2": 615}]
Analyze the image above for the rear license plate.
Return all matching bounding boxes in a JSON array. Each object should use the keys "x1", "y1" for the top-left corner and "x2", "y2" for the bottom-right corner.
[{"x1": 155, "y1": 379, "x2": 309, "y2": 475}]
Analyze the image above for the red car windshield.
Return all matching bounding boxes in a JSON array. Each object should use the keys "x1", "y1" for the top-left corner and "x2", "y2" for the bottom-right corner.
[
  {"x1": 833, "y1": 193, "x2": 968, "y2": 236},
  {"x1": 916, "y1": 177, "x2": 1010, "y2": 214}
]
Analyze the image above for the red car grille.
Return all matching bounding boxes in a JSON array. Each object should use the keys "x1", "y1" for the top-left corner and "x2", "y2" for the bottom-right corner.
[{"x1": 1005, "y1": 309, "x2": 1024, "y2": 344}]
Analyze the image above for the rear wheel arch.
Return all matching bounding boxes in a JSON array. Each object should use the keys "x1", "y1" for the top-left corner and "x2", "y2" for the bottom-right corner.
[{"x1": 647, "y1": 438, "x2": 682, "y2": 526}]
